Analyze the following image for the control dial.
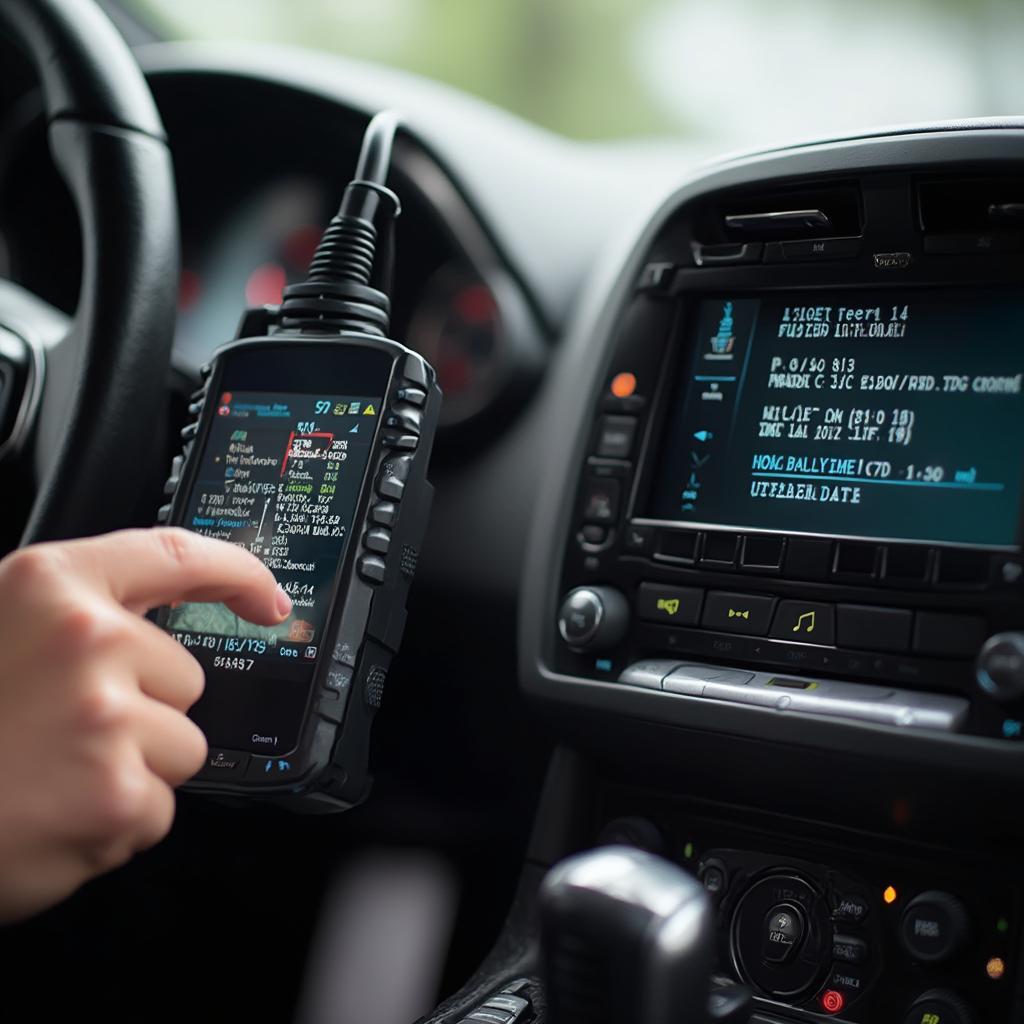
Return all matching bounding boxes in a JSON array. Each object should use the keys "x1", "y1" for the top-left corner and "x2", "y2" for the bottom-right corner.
[
  {"x1": 976, "y1": 632, "x2": 1024, "y2": 702},
  {"x1": 899, "y1": 891, "x2": 969, "y2": 963},
  {"x1": 557, "y1": 586, "x2": 628, "y2": 652},
  {"x1": 902, "y1": 989, "x2": 973, "y2": 1024}
]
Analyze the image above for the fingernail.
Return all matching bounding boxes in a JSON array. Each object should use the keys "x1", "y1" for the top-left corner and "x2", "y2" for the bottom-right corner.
[{"x1": 275, "y1": 585, "x2": 292, "y2": 619}]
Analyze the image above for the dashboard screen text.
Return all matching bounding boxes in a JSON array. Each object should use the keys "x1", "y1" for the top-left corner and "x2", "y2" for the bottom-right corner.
[{"x1": 647, "y1": 290, "x2": 1024, "y2": 547}]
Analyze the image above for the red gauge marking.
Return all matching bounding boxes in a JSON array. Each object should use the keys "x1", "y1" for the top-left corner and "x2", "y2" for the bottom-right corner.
[
  {"x1": 245, "y1": 263, "x2": 287, "y2": 306},
  {"x1": 178, "y1": 268, "x2": 202, "y2": 312},
  {"x1": 283, "y1": 224, "x2": 323, "y2": 272},
  {"x1": 453, "y1": 284, "x2": 496, "y2": 324}
]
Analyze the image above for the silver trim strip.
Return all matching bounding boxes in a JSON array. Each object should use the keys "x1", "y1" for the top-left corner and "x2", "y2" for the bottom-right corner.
[{"x1": 619, "y1": 659, "x2": 968, "y2": 731}]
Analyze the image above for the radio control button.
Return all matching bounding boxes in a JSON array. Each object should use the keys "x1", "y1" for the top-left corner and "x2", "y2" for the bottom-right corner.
[
  {"x1": 833, "y1": 541, "x2": 880, "y2": 579},
  {"x1": 833, "y1": 892, "x2": 869, "y2": 923},
  {"x1": 619, "y1": 659, "x2": 681, "y2": 690},
  {"x1": 156, "y1": 502, "x2": 172, "y2": 523},
  {"x1": 702, "y1": 592, "x2": 775, "y2": 636},
  {"x1": 371, "y1": 501, "x2": 397, "y2": 527},
  {"x1": 763, "y1": 903, "x2": 805, "y2": 964},
  {"x1": 837, "y1": 605, "x2": 912, "y2": 652},
  {"x1": 913, "y1": 612, "x2": 986, "y2": 658},
  {"x1": 637, "y1": 583, "x2": 703, "y2": 626},
  {"x1": 700, "y1": 532, "x2": 739, "y2": 568},
  {"x1": 902, "y1": 991, "x2": 973, "y2": 1024},
  {"x1": 580, "y1": 524, "x2": 609, "y2": 547},
  {"x1": 900, "y1": 892, "x2": 969, "y2": 963},
  {"x1": 884, "y1": 545, "x2": 932, "y2": 584},
  {"x1": 557, "y1": 586, "x2": 629, "y2": 651},
  {"x1": 976, "y1": 632, "x2": 1024, "y2": 702},
  {"x1": 594, "y1": 415, "x2": 637, "y2": 459},
  {"x1": 357, "y1": 555, "x2": 387, "y2": 584},
  {"x1": 832, "y1": 934, "x2": 869, "y2": 964},
  {"x1": 829, "y1": 965, "x2": 868, "y2": 1002},
  {"x1": 770, "y1": 601, "x2": 835, "y2": 646},
  {"x1": 655, "y1": 529, "x2": 698, "y2": 562},
  {"x1": 935, "y1": 549, "x2": 989, "y2": 587},
  {"x1": 783, "y1": 537, "x2": 832, "y2": 581},
  {"x1": 623, "y1": 525, "x2": 653, "y2": 553},
  {"x1": 580, "y1": 478, "x2": 621, "y2": 524},
  {"x1": 740, "y1": 534, "x2": 785, "y2": 571},
  {"x1": 180, "y1": 421, "x2": 199, "y2": 442}
]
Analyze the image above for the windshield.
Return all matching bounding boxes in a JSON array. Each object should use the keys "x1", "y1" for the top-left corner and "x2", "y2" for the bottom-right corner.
[{"x1": 125, "y1": 0, "x2": 1024, "y2": 146}]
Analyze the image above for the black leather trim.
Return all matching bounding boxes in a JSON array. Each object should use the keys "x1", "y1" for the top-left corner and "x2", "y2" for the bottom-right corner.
[
  {"x1": 0, "y1": 0, "x2": 179, "y2": 543},
  {"x1": 21, "y1": 120, "x2": 178, "y2": 542},
  {"x1": 0, "y1": 0, "x2": 165, "y2": 137}
]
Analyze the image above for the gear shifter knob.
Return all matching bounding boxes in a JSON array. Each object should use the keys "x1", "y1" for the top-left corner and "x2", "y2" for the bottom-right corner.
[{"x1": 539, "y1": 846, "x2": 720, "y2": 1024}]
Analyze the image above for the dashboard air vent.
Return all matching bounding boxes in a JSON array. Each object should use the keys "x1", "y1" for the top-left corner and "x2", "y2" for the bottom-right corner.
[
  {"x1": 917, "y1": 175, "x2": 1024, "y2": 232},
  {"x1": 696, "y1": 182, "x2": 863, "y2": 244}
]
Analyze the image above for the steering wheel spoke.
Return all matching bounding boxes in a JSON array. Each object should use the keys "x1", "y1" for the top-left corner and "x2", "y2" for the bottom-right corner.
[{"x1": 0, "y1": 0, "x2": 180, "y2": 547}]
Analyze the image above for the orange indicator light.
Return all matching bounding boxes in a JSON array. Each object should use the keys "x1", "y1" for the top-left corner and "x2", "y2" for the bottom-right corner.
[
  {"x1": 987, "y1": 956, "x2": 1006, "y2": 980},
  {"x1": 883, "y1": 885, "x2": 898, "y2": 905},
  {"x1": 611, "y1": 372, "x2": 637, "y2": 398}
]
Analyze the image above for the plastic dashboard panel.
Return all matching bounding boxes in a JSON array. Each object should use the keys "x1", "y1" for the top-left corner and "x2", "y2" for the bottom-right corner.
[{"x1": 519, "y1": 125, "x2": 1024, "y2": 780}]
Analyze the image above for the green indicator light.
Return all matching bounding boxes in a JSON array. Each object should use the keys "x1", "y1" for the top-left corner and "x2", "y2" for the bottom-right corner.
[
  {"x1": 997, "y1": 917, "x2": 1009, "y2": 934},
  {"x1": 683, "y1": 842, "x2": 695, "y2": 860}
]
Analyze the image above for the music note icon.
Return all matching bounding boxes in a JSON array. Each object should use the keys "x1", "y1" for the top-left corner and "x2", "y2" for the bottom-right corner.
[{"x1": 792, "y1": 610, "x2": 816, "y2": 634}]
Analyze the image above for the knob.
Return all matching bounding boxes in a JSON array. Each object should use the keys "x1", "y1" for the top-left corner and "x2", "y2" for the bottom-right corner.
[
  {"x1": 976, "y1": 632, "x2": 1024, "y2": 702},
  {"x1": 557, "y1": 586, "x2": 628, "y2": 651},
  {"x1": 900, "y1": 891, "x2": 969, "y2": 963},
  {"x1": 903, "y1": 989, "x2": 973, "y2": 1024}
]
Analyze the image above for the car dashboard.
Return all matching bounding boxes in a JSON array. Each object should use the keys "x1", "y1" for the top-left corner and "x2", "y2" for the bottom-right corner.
[{"x1": 1, "y1": 33, "x2": 1023, "y2": 1024}]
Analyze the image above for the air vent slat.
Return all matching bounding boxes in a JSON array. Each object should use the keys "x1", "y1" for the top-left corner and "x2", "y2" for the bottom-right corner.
[{"x1": 695, "y1": 181, "x2": 862, "y2": 244}]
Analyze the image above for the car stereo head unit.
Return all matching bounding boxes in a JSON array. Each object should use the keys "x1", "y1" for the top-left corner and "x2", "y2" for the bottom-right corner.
[{"x1": 551, "y1": 280, "x2": 1024, "y2": 745}]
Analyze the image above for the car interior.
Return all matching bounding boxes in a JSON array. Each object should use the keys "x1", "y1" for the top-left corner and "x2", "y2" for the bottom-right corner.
[{"x1": 0, "y1": 2, "x2": 1022, "y2": 1023}]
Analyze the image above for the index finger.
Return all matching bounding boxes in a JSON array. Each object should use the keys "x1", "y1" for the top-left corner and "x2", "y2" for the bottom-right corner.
[{"x1": 60, "y1": 528, "x2": 291, "y2": 624}]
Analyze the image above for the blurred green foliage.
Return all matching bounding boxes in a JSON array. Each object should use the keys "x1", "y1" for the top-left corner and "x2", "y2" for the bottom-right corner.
[
  {"x1": 125, "y1": 0, "x2": 1019, "y2": 142},
  {"x1": 127, "y1": 0, "x2": 675, "y2": 139}
]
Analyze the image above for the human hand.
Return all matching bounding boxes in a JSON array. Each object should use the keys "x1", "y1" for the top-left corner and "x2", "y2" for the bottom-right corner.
[{"x1": 0, "y1": 527, "x2": 290, "y2": 922}]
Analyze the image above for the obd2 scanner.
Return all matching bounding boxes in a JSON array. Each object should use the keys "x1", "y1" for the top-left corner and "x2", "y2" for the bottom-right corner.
[{"x1": 154, "y1": 113, "x2": 440, "y2": 811}]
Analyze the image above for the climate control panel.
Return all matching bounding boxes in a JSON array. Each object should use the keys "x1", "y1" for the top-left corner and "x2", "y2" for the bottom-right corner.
[{"x1": 696, "y1": 846, "x2": 1014, "y2": 1022}]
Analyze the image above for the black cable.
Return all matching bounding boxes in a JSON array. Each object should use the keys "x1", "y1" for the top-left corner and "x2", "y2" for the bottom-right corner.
[{"x1": 279, "y1": 111, "x2": 402, "y2": 336}]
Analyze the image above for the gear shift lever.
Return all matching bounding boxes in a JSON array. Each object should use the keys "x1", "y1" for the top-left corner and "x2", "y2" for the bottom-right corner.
[{"x1": 539, "y1": 846, "x2": 750, "y2": 1024}]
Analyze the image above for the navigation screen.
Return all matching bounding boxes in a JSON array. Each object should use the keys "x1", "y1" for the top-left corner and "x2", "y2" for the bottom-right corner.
[
  {"x1": 165, "y1": 384, "x2": 382, "y2": 755},
  {"x1": 647, "y1": 290, "x2": 1024, "y2": 547}
]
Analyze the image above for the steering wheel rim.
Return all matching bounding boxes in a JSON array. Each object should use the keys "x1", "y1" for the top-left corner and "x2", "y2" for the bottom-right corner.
[{"x1": 0, "y1": 0, "x2": 178, "y2": 546}]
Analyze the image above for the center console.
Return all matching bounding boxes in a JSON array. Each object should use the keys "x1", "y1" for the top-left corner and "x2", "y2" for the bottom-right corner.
[{"x1": 519, "y1": 125, "x2": 1024, "y2": 1022}]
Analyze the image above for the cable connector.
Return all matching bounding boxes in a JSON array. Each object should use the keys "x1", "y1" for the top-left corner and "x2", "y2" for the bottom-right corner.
[{"x1": 279, "y1": 111, "x2": 402, "y2": 336}]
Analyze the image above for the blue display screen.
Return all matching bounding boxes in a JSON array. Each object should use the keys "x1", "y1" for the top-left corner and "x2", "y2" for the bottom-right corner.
[{"x1": 647, "y1": 290, "x2": 1024, "y2": 548}]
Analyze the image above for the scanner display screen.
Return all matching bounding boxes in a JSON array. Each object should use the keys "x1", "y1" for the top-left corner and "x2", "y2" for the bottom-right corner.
[
  {"x1": 647, "y1": 290, "x2": 1024, "y2": 547},
  {"x1": 161, "y1": 343, "x2": 391, "y2": 757}
]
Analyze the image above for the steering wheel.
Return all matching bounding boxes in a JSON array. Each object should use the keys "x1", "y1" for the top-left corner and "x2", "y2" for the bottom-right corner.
[{"x1": 0, "y1": 0, "x2": 178, "y2": 547}]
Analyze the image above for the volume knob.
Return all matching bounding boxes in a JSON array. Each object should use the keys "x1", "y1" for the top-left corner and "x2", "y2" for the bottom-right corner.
[
  {"x1": 557, "y1": 586, "x2": 629, "y2": 652},
  {"x1": 976, "y1": 632, "x2": 1024, "y2": 702},
  {"x1": 900, "y1": 891, "x2": 969, "y2": 963},
  {"x1": 902, "y1": 990, "x2": 973, "y2": 1024}
]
